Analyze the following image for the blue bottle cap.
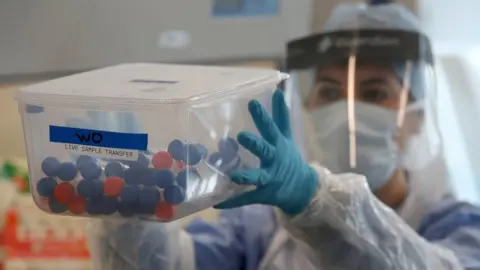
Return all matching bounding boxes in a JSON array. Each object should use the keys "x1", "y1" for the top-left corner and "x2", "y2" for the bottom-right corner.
[
  {"x1": 141, "y1": 169, "x2": 156, "y2": 186},
  {"x1": 119, "y1": 186, "x2": 139, "y2": 203},
  {"x1": 118, "y1": 201, "x2": 136, "y2": 217},
  {"x1": 220, "y1": 156, "x2": 241, "y2": 176},
  {"x1": 152, "y1": 169, "x2": 175, "y2": 189},
  {"x1": 123, "y1": 167, "x2": 140, "y2": 185},
  {"x1": 105, "y1": 161, "x2": 125, "y2": 178},
  {"x1": 124, "y1": 167, "x2": 153, "y2": 186},
  {"x1": 138, "y1": 187, "x2": 161, "y2": 204},
  {"x1": 207, "y1": 152, "x2": 223, "y2": 167},
  {"x1": 41, "y1": 157, "x2": 60, "y2": 177},
  {"x1": 101, "y1": 196, "x2": 119, "y2": 215},
  {"x1": 183, "y1": 144, "x2": 202, "y2": 166},
  {"x1": 218, "y1": 137, "x2": 239, "y2": 162},
  {"x1": 135, "y1": 200, "x2": 156, "y2": 215},
  {"x1": 56, "y1": 162, "x2": 78, "y2": 181},
  {"x1": 176, "y1": 168, "x2": 198, "y2": 190},
  {"x1": 226, "y1": 157, "x2": 242, "y2": 176},
  {"x1": 85, "y1": 198, "x2": 103, "y2": 215},
  {"x1": 194, "y1": 143, "x2": 208, "y2": 158},
  {"x1": 168, "y1": 139, "x2": 184, "y2": 161},
  {"x1": 124, "y1": 153, "x2": 150, "y2": 169},
  {"x1": 77, "y1": 179, "x2": 104, "y2": 198},
  {"x1": 136, "y1": 153, "x2": 150, "y2": 168},
  {"x1": 37, "y1": 177, "x2": 57, "y2": 197},
  {"x1": 79, "y1": 161, "x2": 102, "y2": 180},
  {"x1": 49, "y1": 197, "x2": 68, "y2": 213},
  {"x1": 207, "y1": 152, "x2": 240, "y2": 174},
  {"x1": 76, "y1": 155, "x2": 94, "y2": 169},
  {"x1": 163, "y1": 185, "x2": 185, "y2": 205},
  {"x1": 135, "y1": 187, "x2": 160, "y2": 215}
]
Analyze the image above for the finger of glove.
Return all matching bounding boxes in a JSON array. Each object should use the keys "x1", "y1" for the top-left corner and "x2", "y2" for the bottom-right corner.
[
  {"x1": 231, "y1": 168, "x2": 270, "y2": 187},
  {"x1": 237, "y1": 131, "x2": 275, "y2": 164},
  {"x1": 213, "y1": 189, "x2": 264, "y2": 209},
  {"x1": 248, "y1": 99, "x2": 280, "y2": 144},
  {"x1": 272, "y1": 90, "x2": 292, "y2": 139}
]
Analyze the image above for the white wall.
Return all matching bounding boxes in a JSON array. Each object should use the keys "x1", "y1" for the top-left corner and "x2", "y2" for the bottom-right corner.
[
  {"x1": 418, "y1": 0, "x2": 480, "y2": 45},
  {"x1": 418, "y1": 0, "x2": 480, "y2": 204}
]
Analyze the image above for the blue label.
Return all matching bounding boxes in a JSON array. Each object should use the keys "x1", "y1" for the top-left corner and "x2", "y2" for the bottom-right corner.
[
  {"x1": 212, "y1": 0, "x2": 279, "y2": 17},
  {"x1": 49, "y1": 126, "x2": 148, "y2": 151}
]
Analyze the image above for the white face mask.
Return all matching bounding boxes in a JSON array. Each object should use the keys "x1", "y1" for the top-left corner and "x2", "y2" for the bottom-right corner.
[{"x1": 311, "y1": 101, "x2": 399, "y2": 191}]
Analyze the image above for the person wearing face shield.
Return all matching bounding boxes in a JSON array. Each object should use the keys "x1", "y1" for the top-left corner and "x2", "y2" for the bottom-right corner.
[{"x1": 86, "y1": 2, "x2": 480, "y2": 270}]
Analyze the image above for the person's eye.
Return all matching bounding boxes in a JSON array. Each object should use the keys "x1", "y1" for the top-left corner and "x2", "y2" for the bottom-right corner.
[
  {"x1": 359, "y1": 88, "x2": 389, "y2": 103},
  {"x1": 317, "y1": 86, "x2": 341, "y2": 103},
  {"x1": 305, "y1": 85, "x2": 342, "y2": 110}
]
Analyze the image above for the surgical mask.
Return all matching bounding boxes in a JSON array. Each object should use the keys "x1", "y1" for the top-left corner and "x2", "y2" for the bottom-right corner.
[{"x1": 311, "y1": 101, "x2": 399, "y2": 191}]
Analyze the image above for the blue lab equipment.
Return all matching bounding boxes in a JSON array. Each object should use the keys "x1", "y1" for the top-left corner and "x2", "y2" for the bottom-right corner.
[
  {"x1": 41, "y1": 157, "x2": 60, "y2": 177},
  {"x1": 56, "y1": 162, "x2": 78, "y2": 181},
  {"x1": 123, "y1": 167, "x2": 152, "y2": 186},
  {"x1": 118, "y1": 201, "x2": 136, "y2": 217},
  {"x1": 119, "y1": 186, "x2": 139, "y2": 203},
  {"x1": 102, "y1": 196, "x2": 119, "y2": 215},
  {"x1": 137, "y1": 187, "x2": 160, "y2": 215},
  {"x1": 49, "y1": 197, "x2": 68, "y2": 213},
  {"x1": 168, "y1": 140, "x2": 185, "y2": 161},
  {"x1": 163, "y1": 185, "x2": 186, "y2": 205},
  {"x1": 183, "y1": 144, "x2": 203, "y2": 165},
  {"x1": 77, "y1": 179, "x2": 104, "y2": 198},
  {"x1": 76, "y1": 155, "x2": 94, "y2": 168},
  {"x1": 218, "y1": 137, "x2": 239, "y2": 163},
  {"x1": 195, "y1": 143, "x2": 209, "y2": 158},
  {"x1": 176, "y1": 168, "x2": 198, "y2": 190},
  {"x1": 79, "y1": 160, "x2": 102, "y2": 180},
  {"x1": 36, "y1": 177, "x2": 57, "y2": 197},
  {"x1": 152, "y1": 169, "x2": 175, "y2": 189},
  {"x1": 105, "y1": 161, "x2": 125, "y2": 178}
]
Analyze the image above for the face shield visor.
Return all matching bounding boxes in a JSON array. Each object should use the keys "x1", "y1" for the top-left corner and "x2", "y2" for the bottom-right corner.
[{"x1": 285, "y1": 29, "x2": 439, "y2": 192}]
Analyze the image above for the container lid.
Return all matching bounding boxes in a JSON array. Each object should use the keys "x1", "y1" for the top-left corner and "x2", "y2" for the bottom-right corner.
[{"x1": 16, "y1": 63, "x2": 287, "y2": 108}]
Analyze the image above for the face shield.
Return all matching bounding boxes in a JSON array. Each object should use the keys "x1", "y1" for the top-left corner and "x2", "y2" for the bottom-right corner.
[{"x1": 286, "y1": 19, "x2": 439, "y2": 192}]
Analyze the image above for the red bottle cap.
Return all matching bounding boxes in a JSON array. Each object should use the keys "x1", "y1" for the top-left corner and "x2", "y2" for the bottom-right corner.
[
  {"x1": 152, "y1": 151, "x2": 174, "y2": 169},
  {"x1": 53, "y1": 183, "x2": 75, "y2": 204},
  {"x1": 68, "y1": 195, "x2": 86, "y2": 215},
  {"x1": 155, "y1": 201, "x2": 174, "y2": 221},
  {"x1": 104, "y1": 177, "x2": 125, "y2": 197}
]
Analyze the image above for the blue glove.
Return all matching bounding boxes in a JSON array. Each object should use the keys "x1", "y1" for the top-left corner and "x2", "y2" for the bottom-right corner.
[{"x1": 214, "y1": 90, "x2": 318, "y2": 215}]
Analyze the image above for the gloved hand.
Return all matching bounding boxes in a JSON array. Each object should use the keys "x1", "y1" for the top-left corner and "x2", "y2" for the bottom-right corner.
[{"x1": 214, "y1": 90, "x2": 318, "y2": 215}]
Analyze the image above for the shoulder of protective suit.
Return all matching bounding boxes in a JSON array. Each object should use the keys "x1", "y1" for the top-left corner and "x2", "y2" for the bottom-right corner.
[{"x1": 323, "y1": 3, "x2": 421, "y2": 32}]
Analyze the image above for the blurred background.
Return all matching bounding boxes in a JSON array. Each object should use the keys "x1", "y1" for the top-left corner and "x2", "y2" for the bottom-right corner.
[{"x1": 0, "y1": 0, "x2": 479, "y2": 269}]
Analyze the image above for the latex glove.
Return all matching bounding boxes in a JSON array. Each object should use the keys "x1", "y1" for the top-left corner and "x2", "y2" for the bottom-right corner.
[{"x1": 214, "y1": 90, "x2": 318, "y2": 215}]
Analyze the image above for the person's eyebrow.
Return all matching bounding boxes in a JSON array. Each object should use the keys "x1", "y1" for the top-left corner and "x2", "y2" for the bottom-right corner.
[
  {"x1": 360, "y1": 77, "x2": 388, "y2": 86},
  {"x1": 317, "y1": 76, "x2": 341, "y2": 84}
]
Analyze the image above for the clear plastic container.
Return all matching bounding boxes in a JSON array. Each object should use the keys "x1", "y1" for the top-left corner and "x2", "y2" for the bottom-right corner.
[{"x1": 15, "y1": 63, "x2": 289, "y2": 222}]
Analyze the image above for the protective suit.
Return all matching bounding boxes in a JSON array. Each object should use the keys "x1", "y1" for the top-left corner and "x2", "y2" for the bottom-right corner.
[{"x1": 87, "y1": 2, "x2": 480, "y2": 270}]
